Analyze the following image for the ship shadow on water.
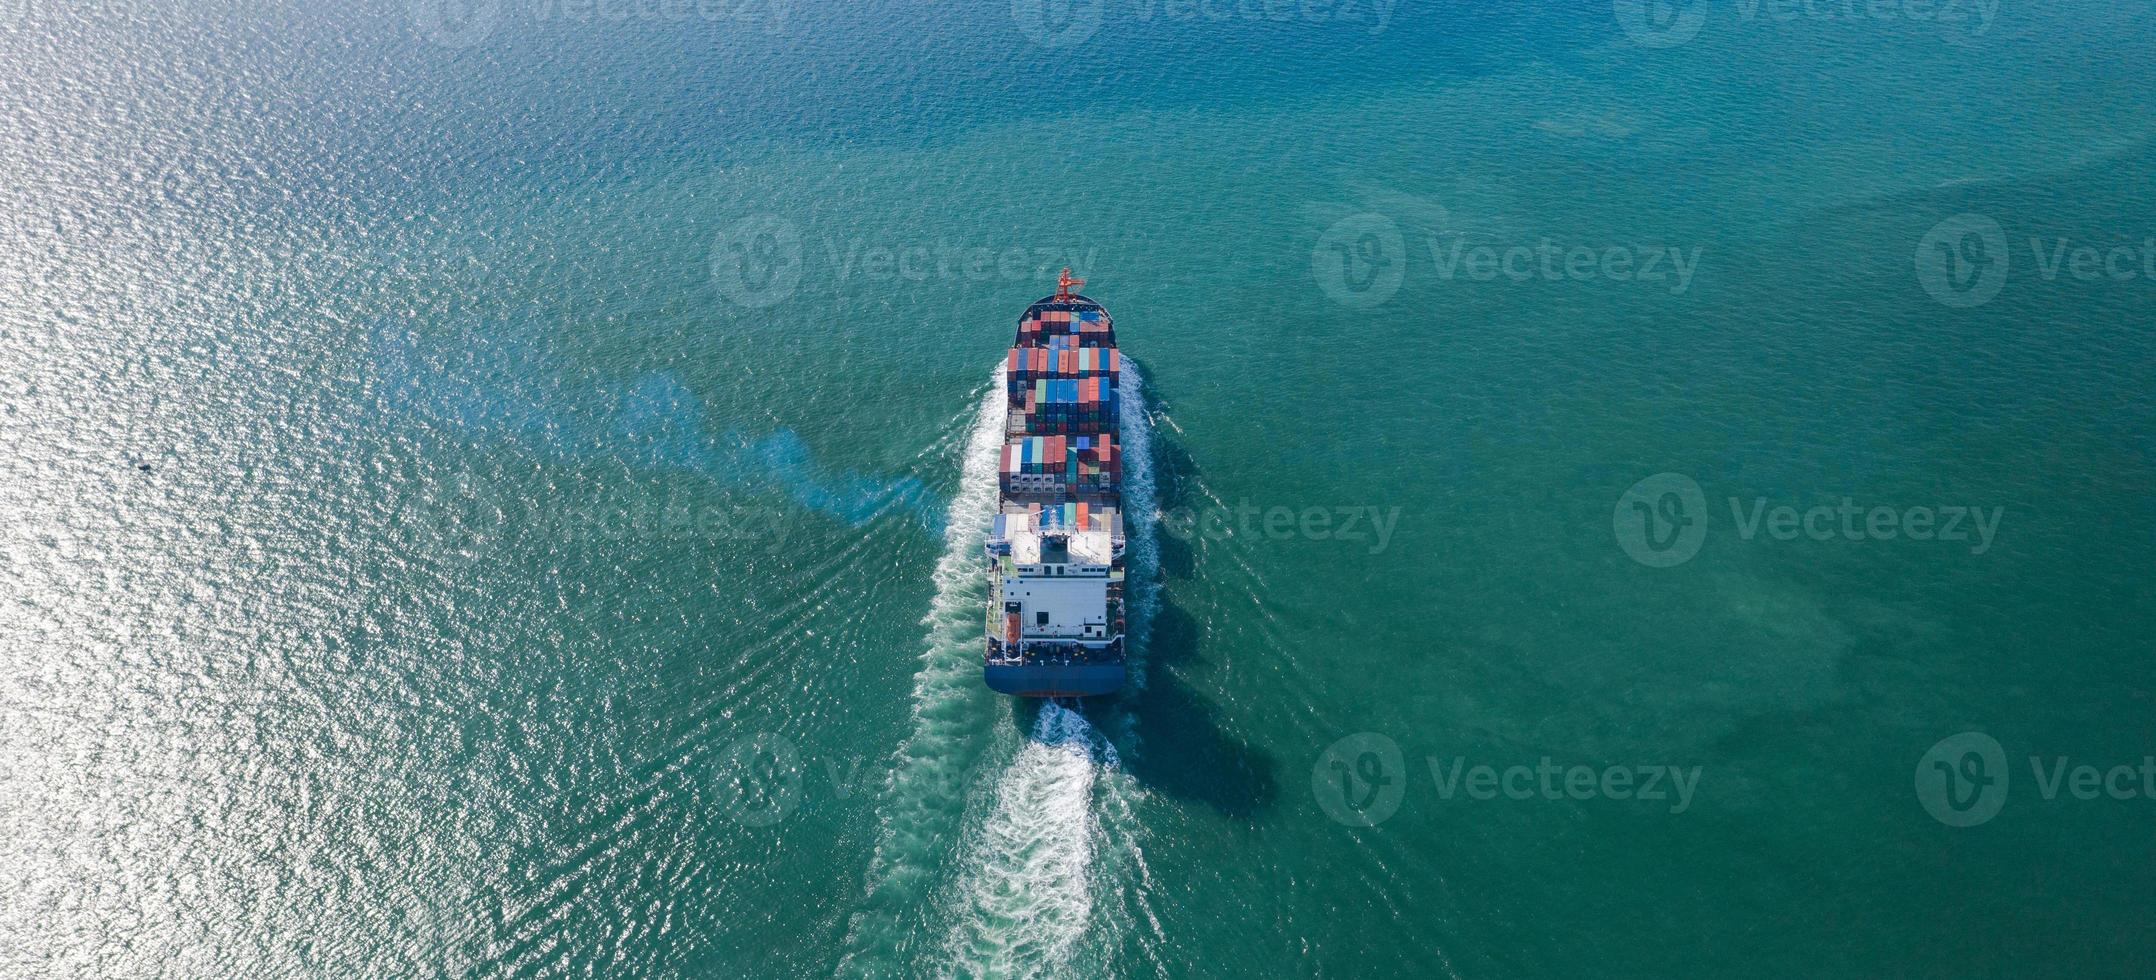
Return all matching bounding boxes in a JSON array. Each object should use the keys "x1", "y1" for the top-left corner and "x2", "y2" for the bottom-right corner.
[
  {"x1": 1129, "y1": 415, "x2": 1279, "y2": 821},
  {"x1": 997, "y1": 377, "x2": 1279, "y2": 820},
  {"x1": 993, "y1": 597, "x2": 1275, "y2": 824},
  {"x1": 1120, "y1": 598, "x2": 1278, "y2": 821}
]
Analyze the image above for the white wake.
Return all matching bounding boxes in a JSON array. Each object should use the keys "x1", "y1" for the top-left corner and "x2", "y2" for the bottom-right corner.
[
  {"x1": 934, "y1": 367, "x2": 1164, "y2": 978},
  {"x1": 842, "y1": 364, "x2": 1165, "y2": 979},
  {"x1": 837, "y1": 367, "x2": 1011, "y2": 976},
  {"x1": 939, "y1": 702, "x2": 1116, "y2": 974}
]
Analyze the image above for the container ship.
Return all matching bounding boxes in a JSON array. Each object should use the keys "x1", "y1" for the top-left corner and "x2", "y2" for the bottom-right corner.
[{"x1": 983, "y1": 270, "x2": 1127, "y2": 697}]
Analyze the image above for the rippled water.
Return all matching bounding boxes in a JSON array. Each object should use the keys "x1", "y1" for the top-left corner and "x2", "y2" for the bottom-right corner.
[{"x1": 3, "y1": 1, "x2": 2153, "y2": 977}]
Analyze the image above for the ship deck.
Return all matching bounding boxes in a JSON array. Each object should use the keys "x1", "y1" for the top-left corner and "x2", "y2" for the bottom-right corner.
[{"x1": 986, "y1": 278, "x2": 1128, "y2": 698}]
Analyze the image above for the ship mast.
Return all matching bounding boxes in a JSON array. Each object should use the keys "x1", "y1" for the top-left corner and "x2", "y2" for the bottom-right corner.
[{"x1": 1055, "y1": 267, "x2": 1084, "y2": 301}]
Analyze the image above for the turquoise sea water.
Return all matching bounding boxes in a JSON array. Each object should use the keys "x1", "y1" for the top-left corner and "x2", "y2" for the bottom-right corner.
[{"x1": 3, "y1": 1, "x2": 2154, "y2": 976}]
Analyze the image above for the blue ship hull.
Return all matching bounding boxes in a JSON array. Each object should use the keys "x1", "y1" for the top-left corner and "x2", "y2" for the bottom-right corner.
[{"x1": 983, "y1": 662, "x2": 1127, "y2": 698}]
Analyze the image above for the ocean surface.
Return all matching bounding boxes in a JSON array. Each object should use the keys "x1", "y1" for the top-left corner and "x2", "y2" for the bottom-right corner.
[{"x1": 3, "y1": 1, "x2": 2154, "y2": 976}]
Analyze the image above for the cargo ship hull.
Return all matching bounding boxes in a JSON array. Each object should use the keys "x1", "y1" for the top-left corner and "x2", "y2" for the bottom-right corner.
[
  {"x1": 983, "y1": 662, "x2": 1128, "y2": 699},
  {"x1": 983, "y1": 273, "x2": 1127, "y2": 698}
]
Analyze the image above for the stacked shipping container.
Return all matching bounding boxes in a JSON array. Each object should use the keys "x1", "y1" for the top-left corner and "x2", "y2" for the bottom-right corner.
[
  {"x1": 997, "y1": 432, "x2": 1122, "y2": 495},
  {"x1": 990, "y1": 503, "x2": 1123, "y2": 538},
  {"x1": 1016, "y1": 306, "x2": 1116, "y2": 347},
  {"x1": 1005, "y1": 311, "x2": 1120, "y2": 435},
  {"x1": 1004, "y1": 344, "x2": 1119, "y2": 395},
  {"x1": 1001, "y1": 296, "x2": 1123, "y2": 495}
]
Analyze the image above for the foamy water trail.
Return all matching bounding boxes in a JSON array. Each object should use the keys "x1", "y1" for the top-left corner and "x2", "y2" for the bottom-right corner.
[
  {"x1": 940, "y1": 703, "x2": 1113, "y2": 975},
  {"x1": 1113, "y1": 365, "x2": 1160, "y2": 696},
  {"x1": 932, "y1": 368, "x2": 1165, "y2": 978},
  {"x1": 843, "y1": 365, "x2": 1166, "y2": 977},
  {"x1": 837, "y1": 367, "x2": 1009, "y2": 976}
]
